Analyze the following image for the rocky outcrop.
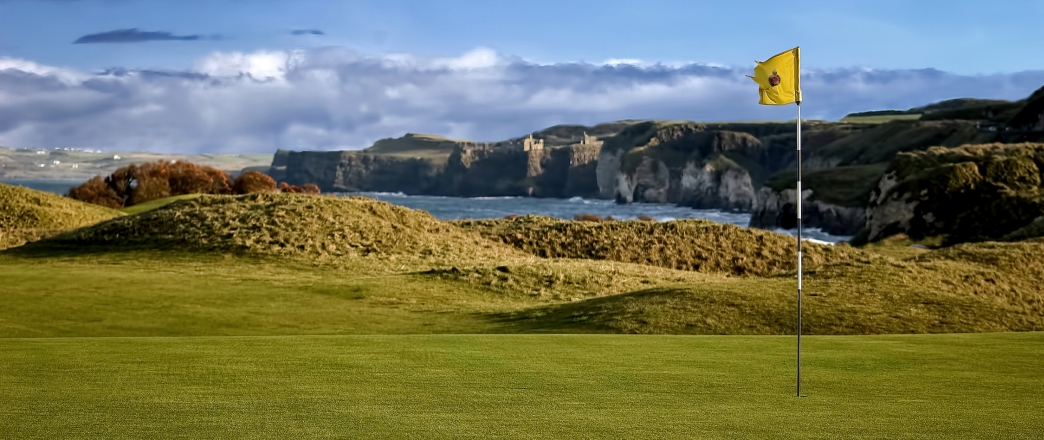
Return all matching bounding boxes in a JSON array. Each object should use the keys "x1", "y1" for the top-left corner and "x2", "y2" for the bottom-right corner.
[
  {"x1": 749, "y1": 187, "x2": 867, "y2": 236},
  {"x1": 678, "y1": 162, "x2": 756, "y2": 211},
  {"x1": 599, "y1": 123, "x2": 786, "y2": 210},
  {"x1": 865, "y1": 143, "x2": 1044, "y2": 244},
  {"x1": 283, "y1": 150, "x2": 444, "y2": 193}
]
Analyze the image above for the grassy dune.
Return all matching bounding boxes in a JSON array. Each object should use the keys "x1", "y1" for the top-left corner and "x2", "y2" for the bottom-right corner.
[
  {"x1": 0, "y1": 183, "x2": 123, "y2": 250},
  {"x1": 457, "y1": 215, "x2": 867, "y2": 276},
  {"x1": 2, "y1": 193, "x2": 1041, "y2": 336},
  {"x1": 2, "y1": 333, "x2": 1041, "y2": 439}
]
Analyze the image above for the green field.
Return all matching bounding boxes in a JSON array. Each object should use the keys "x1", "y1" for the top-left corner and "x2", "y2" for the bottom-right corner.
[
  {"x1": 2, "y1": 333, "x2": 1041, "y2": 438},
  {"x1": 839, "y1": 114, "x2": 922, "y2": 124},
  {"x1": 3, "y1": 189, "x2": 1043, "y2": 437}
]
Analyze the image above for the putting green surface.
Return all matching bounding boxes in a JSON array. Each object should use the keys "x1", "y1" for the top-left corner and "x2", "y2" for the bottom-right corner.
[{"x1": 2, "y1": 333, "x2": 1041, "y2": 438}]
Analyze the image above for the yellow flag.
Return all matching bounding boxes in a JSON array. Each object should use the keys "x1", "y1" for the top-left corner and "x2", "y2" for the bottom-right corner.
[{"x1": 748, "y1": 47, "x2": 801, "y2": 105}]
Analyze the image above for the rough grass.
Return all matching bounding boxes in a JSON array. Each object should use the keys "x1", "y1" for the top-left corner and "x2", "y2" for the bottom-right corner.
[
  {"x1": 811, "y1": 120, "x2": 995, "y2": 166},
  {"x1": 37, "y1": 193, "x2": 523, "y2": 263},
  {"x1": 509, "y1": 239, "x2": 1044, "y2": 335},
  {"x1": 5, "y1": 194, "x2": 1044, "y2": 336},
  {"x1": 0, "y1": 183, "x2": 123, "y2": 249},
  {"x1": 456, "y1": 215, "x2": 867, "y2": 276}
]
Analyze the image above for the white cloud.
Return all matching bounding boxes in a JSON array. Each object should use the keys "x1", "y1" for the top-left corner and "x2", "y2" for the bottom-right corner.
[{"x1": 0, "y1": 49, "x2": 1040, "y2": 154}]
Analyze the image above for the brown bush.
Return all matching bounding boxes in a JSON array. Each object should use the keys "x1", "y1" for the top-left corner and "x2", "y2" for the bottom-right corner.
[
  {"x1": 69, "y1": 160, "x2": 233, "y2": 208},
  {"x1": 278, "y1": 182, "x2": 302, "y2": 193},
  {"x1": 638, "y1": 215, "x2": 657, "y2": 222},
  {"x1": 277, "y1": 182, "x2": 322, "y2": 194},
  {"x1": 67, "y1": 176, "x2": 122, "y2": 209},
  {"x1": 233, "y1": 171, "x2": 277, "y2": 194},
  {"x1": 504, "y1": 214, "x2": 519, "y2": 220},
  {"x1": 574, "y1": 213, "x2": 603, "y2": 222}
]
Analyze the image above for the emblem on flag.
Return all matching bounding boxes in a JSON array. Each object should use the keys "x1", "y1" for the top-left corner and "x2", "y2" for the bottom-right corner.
[{"x1": 768, "y1": 70, "x2": 781, "y2": 87}]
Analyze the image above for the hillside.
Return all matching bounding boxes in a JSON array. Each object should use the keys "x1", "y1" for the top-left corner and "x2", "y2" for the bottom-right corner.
[
  {"x1": 457, "y1": 215, "x2": 865, "y2": 276},
  {"x1": 39, "y1": 193, "x2": 520, "y2": 261},
  {"x1": 363, "y1": 133, "x2": 467, "y2": 161},
  {"x1": 0, "y1": 183, "x2": 123, "y2": 249},
  {"x1": 865, "y1": 142, "x2": 1044, "y2": 243}
]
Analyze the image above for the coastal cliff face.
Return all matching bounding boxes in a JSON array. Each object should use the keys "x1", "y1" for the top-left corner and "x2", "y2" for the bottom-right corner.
[
  {"x1": 865, "y1": 143, "x2": 1044, "y2": 243},
  {"x1": 597, "y1": 122, "x2": 796, "y2": 211},
  {"x1": 274, "y1": 113, "x2": 1040, "y2": 241},
  {"x1": 282, "y1": 132, "x2": 607, "y2": 198},
  {"x1": 283, "y1": 150, "x2": 444, "y2": 193},
  {"x1": 749, "y1": 187, "x2": 867, "y2": 236}
]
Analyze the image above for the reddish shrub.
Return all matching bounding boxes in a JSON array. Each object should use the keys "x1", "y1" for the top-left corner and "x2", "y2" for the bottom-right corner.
[
  {"x1": 301, "y1": 183, "x2": 321, "y2": 194},
  {"x1": 278, "y1": 182, "x2": 302, "y2": 193},
  {"x1": 232, "y1": 171, "x2": 277, "y2": 194},
  {"x1": 67, "y1": 176, "x2": 123, "y2": 209},
  {"x1": 637, "y1": 214, "x2": 657, "y2": 222},
  {"x1": 69, "y1": 160, "x2": 235, "y2": 208},
  {"x1": 574, "y1": 213, "x2": 603, "y2": 222}
]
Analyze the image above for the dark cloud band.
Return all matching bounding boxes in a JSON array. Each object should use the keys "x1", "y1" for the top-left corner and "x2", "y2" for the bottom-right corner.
[
  {"x1": 0, "y1": 48, "x2": 1041, "y2": 154},
  {"x1": 74, "y1": 28, "x2": 202, "y2": 44},
  {"x1": 291, "y1": 29, "x2": 324, "y2": 36}
]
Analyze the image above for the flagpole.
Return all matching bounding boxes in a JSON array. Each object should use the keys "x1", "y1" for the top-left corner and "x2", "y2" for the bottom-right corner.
[{"x1": 796, "y1": 100, "x2": 803, "y2": 398}]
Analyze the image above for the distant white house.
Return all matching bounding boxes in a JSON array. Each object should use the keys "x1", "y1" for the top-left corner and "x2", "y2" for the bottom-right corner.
[{"x1": 113, "y1": 154, "x2": 121, "y2": 160}]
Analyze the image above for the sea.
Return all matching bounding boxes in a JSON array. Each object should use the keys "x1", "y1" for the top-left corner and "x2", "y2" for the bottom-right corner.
[{"x1": 0, "y1": 179, "x2": 850, "y2": 243}]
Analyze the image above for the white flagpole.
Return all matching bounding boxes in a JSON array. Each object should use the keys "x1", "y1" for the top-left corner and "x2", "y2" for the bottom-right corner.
[{"x1": 796, "y1": 100, "x2": 803, "y2": 397}]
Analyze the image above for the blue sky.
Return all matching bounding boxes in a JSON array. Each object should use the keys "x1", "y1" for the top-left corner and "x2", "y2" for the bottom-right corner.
[{"x1": 0, "y1": 0, "x2": 1042, "y2": 153}]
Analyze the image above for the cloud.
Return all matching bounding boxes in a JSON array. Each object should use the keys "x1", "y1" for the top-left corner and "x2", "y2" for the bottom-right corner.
[
  {"x1": 291, "y1": 29, "x2": 324, "y2": 36},
  {"x1": 0, "y1": 47, "x2": 1041, "y2": 154},
  {"x1": 73, "y1": 28, "x2": 203, "y2": 44}
]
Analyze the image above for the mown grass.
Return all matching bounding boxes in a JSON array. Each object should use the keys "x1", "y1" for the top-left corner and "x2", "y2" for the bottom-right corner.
[
  {"x1": 118, "y1": 193, "x2": 201, "y2": 215},
  {"x1": 2, "y1": 333, "x2": 1041, "y2": 439}
]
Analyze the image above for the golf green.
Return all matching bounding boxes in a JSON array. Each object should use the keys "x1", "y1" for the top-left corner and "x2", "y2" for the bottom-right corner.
[{"x1": 2, "y1": 333, "x2": 1041, "y2": 438}]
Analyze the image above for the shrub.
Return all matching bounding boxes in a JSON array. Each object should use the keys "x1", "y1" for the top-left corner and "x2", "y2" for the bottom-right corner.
[
  {"x1": 277, "y1": 182, "x2": 322, "y2": 194},
  {"x1": 67, "y1": 176, "x2": 122, "y2": 209},
  {"x1": 637, "y1": 215, "x2": 657, "y2": 222},
  {"x1": 574, "y1": 213, "x2": 602, "y2": 222},
  {"x1": 279, "y1": 182, "x2": 302, "y2": 193},
  {"x1": 69, "y1": 161, "x2": 234, "y2": 208},
  {"x1": 233, "y1": 171, "x2": 277, "y2": 194}
]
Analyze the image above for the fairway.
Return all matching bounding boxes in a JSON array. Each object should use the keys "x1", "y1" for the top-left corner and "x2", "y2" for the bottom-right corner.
[{"x1": 2, "y1": 333, "x2": 1042, "y2": 438}]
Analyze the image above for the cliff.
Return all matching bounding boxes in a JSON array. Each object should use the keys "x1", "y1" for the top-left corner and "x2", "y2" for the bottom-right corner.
[
  {"x1": 865, "y1": 143, "x2": 1044, "y2": 244},
  {"x1": 594, "y1": 121, "x2": 854, "y2": 211},
  {"x1": 282, "y1": 127, "x2": 616, "y2": 198},
  {"x1": 749, "y1": 164, "x2": 887, "y2": 236}
]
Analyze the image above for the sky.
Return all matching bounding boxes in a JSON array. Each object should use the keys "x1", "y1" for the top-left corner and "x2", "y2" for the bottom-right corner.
[{"x1": 1, "y1": 0, "x2": 1043, "y2": 154}]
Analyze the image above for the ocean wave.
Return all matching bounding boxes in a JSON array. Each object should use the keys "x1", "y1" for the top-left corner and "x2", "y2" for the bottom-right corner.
[{"x1": 470, "y1": 196, "x2": 521, "y2": 200}]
